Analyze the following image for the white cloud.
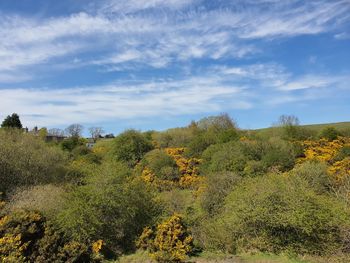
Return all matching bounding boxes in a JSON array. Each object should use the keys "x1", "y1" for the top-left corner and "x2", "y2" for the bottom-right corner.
[
  {"x1": 334, "y1": 32, "x2": 350, "y2": 39},
  {"x1": 97, "y1": 0, "x2": 199, "y2": 14},
  {"x1": 0, "y1": 0, "x2": 348, "y2": 76},
  {"x1": 278, "y1": 75, "x2": 348, "y2": 91},
  {"x1": 0, "y1": 76, "x2": 248, "y2": 127}
]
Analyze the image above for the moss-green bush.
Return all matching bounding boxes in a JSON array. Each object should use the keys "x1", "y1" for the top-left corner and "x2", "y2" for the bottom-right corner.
[
  {"x1": 289, "y1": 161, "x2": 331, "y2": 193},
  {"x1": 201, "y1": 138, "x2": 296, "y2": 176},
  {"x1": 112, "y1": 130, "x2": 153, "y2": 166},
  {"x1": 57, "y1": 161, "x2": 162, "y2": 256},
  {"x1": 201, "y1": 172, "x2": 241, "y2": 217},
  {"x1": 319, "y1": 127, "x2": 341, "y2": 141},
  {"x1": 201, "y1": 174, "x2": 350, "y2": 255},
  {"x1": 140, "y1": 149, "x2": 180, "y2": 181},
  {"x1": 0, "y1": 130, "x2": 67, "y2": 193}
]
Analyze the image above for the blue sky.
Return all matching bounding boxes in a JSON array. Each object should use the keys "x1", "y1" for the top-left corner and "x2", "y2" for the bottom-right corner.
[{"x1": 0, "y1": 0, "x2": 349, "y2": 134}]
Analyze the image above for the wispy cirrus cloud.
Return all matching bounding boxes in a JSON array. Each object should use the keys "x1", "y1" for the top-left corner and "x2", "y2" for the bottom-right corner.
[
  {"x1": 0, "y1": 0, "x2": 349, "y2": 76},
  {"x1": 0, "y1": 76, "x2": 248, "y2": 126},
  {"x1": 0, "y1": 0, "x2": 349, "y2": 129}
]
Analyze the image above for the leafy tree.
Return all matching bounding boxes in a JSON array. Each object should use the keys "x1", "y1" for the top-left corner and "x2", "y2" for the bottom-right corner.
[
  {"x1": 38, "y1": 127, "x2": 48, "y2": 139},
  {"x1": 1, "y1": 113, "x2": 22, "y2": 129},
  {"x1": 65, "y1": 124, "x2": 83, "y2": 138},
  {"x1": 89, "y1": 127, "x2": 104, "y2": 141},
  {"x1": 196, "y1": 113, "x2": 237, "y2": 131},
  {"x1": 112, "y1": 129, "x2": 153, "y2": 166}
]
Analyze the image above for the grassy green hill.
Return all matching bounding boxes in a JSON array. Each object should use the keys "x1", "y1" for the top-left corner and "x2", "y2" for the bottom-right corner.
[
  {"x1": 253, "y1": 121, "x2": 350, "y2": 138},
  {"x1": 301, "y1": 121, "x2": 350, "y2": 131}
]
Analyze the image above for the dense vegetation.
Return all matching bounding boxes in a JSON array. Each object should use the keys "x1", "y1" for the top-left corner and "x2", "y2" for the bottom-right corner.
[{"x1": 1, "y1": 114, "x2": 350, "y2": 262}]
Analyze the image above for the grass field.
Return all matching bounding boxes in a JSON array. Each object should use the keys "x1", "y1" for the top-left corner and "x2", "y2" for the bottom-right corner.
[{"x1": 114, "y1": 251, "x2": 321, "y2": 263}]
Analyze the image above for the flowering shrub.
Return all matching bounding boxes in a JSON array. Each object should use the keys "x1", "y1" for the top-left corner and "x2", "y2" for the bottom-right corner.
[
  {"x1": 298, "y1": 137, "x2": 350, "y2": 184},
  {"x1": 137, "y1": 214, "x2": 194, "y2": 262},
  {"x1": 140, "y1": 148, "x2": 202, "y2": 190},
  {"x1": 0, "y1": 210, "x2": 93, "y2": 262},
  {"x1": 328, "y1": 158, "x2": 350, "y2": 183}
]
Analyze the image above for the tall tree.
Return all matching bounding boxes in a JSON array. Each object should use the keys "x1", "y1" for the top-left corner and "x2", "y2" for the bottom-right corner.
[
  {"x1": 1, "y1": 113, "x2": 23, "y2": 129},
  {"x1": 48, "y1": 128, "x2": 65, "y2": 137},
  {"x1": 88, "y1": 127, "x2": 104, "y2": 141},
  {"x1": 65, "y1": 124, "x2": 83, "y2": 137}
]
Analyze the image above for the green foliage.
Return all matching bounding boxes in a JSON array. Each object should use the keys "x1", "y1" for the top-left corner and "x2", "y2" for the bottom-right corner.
[
  {"x1": 57, "y1": 161, "x2": 162, "y2": 256},
  {"x1": 276, "y1": 115, "x2": 314, "y2": 140},
  {"x1": 141, "y1": 149, "x2": 180, "y2": 181},
  {"x1": 0, "y1": 130, "x2": 67, "y2": 193},
  {"x1": 201, "y1": 138, "x2": 296, "y2": 176},
  {"x1": 201, "y1": 172, "x2": 241, "y2": 217},
  {"x1": 290, "y1": 161, "x2": 331, "y2": 193},
  {"x1": 1, "y1": 113, "x2": 22, "y2": 129},
  {"x1": 185, "y1": 114, "x2": 239, "y2": 157},
  {"x1": 319, "y1": 127, "x2": 341, "y2": 141},
  {"x1": 112, "y1": 130, "x2": 153, "y2": 166},
  {"x1": 5, "y1": 185, "x2": 65, "y2": 219},
  {"x1": 201, "y1": 174, "x2": 350, "y2": 255},
  {"x1": 153, "y1": 128, "x2": 194, "y2": 148},
  {"x1": 61, "y1": 136, "x2": 86, "y2": 152},
  {"x1": 333, "y1": 145, "x2": 350, "y2": 162}
]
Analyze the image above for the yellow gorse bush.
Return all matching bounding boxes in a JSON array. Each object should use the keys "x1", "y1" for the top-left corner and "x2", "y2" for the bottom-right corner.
[
  {"x1": 140, "y1": 148, "x2": 202, "y2": 189},
  {"x1": 92, "y1": 239, "x2": 103, "y2": 254},
  {"x1": 137, "y1": 214, "x2": 194, "y2": 262},
  {"x1": 299, "y1": 137, "x2": 350, "y2": 184},
  {"x1": 328, "y1": 158, "x2": 350, "y2": 183}
]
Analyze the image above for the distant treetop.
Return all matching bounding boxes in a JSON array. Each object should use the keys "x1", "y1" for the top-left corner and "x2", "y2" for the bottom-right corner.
[{"x1": 1, "y1": 113, "x2": 23, "y2": 129}]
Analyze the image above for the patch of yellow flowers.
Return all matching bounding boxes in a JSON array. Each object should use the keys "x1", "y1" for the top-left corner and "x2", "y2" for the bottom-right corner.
[
  {"x1": 299, "y1": 137, "x2": 350, "y2": 184},
  {"x1": 137, "y1": 214, "x2": 194, "y2": 262},
  {"x1": 141, "y1": 148, "x2": 203, "y2": 189}
]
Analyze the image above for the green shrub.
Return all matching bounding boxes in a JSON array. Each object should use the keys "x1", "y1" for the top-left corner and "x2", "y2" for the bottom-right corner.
[
  {"x1": 290, "y1": 161, "x2": 331, "y2": 193},
  {"x1": 201, "y1": 142, "x2": 247, "y2": 174},
  {"x1": 201, "y1": 174, "x2": 350, "y2": 255},
  {"x1": 261, "y1": 138, "x2": 296, "y2": 171},
  {"x1": 319, "y1": 127, "x2": 341, "y2": 141},
  {"x1": 112, "y1": 130, "x2": 153, "y2": 166},
  {"x1": 5, "y1": 185, "x2": 65, "y2": 219},
  {"x1": 141, "y1": 149, "x2": 180, "y2": 181},
  {"x1": 185, "y1": 114, "x2": 239, "y2": 157},
  {"x1": 61, "y1": 136, "x2": 86, "y2": 152},
  {"x1": 153, "y1": 128, "x2": 194, "y2": 148},
  {"x1": 201, "y1": 172, "x2": 241, "y2": 217},
  {"x1": 201, "y1": 138, "x2": 296, "y2": 176},
  {"x1": 57, "y1": 161, "x2": 162, "y2": 256},
  {"x1": 0, "y1": 130, "x2": 67, "y2": 193},
  {"x1": 333, "y1": 146, "x2": 350, "y2": 162}
]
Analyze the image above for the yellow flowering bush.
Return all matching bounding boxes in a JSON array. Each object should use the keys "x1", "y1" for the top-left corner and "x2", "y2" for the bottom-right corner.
[
  {"x1": 297, "y1": 137, "x2": 350, "y2": 184},
  {"x1": 139, "y1": 148, "x2": 202, "y2": 190},
  {"x1": 92, "y1": 239, "x2": 103, "y2": 254},
  {"x1": 0, "y1": 210, "x2": 93, "y2": 262},
  {"x1": 300, "y1": 137, "x2": 350, "y2": 163},
  {"x1": 328, "y1": 158, "x2": 350, "y2": 184},
  {"x1": 137, "y1": 214, "x2": 194, "y2": 262}
]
